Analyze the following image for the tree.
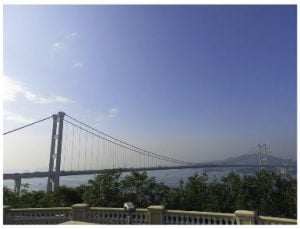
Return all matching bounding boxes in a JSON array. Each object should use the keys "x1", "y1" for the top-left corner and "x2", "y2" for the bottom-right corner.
[
  {"x1": 120, "y1": 171, "x2": 169, "y2": 207},
  {"x1": 183, "y1": 173, "x2": 209, "y2": 211},
  {"x1": 3, "y1": 187, "x2": 19, "y2": 207},
  {"x1": 3, "y1": 170, "x2": 296, "y2": 218},
  {"x1": 166, "y1": 179, "x2": 186, "y2": 210},
  {"x1": 82, "y1": 169, "x2": 123, "y2": 207},
  {"x1": 50, "y1": 186, "x2": 82, "y2": 207}
]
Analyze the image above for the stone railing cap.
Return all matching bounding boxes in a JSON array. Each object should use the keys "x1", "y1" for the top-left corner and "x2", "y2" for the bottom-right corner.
[
  {"x1": 147, "y1": 205, "x2": 165, "y2": 210},
  {"x1": 234, "y1": 210, "x2": 256, "y2": 217},
  {"x1": 71, "y1": 203, "x2": 89, "y2": 208},
  {"x1": 257, "y1": 216, "x2": 297, "y2": 224}
]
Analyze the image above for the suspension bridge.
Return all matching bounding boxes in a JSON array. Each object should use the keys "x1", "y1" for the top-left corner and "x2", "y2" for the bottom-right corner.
[{"x1": 3, "y1": 112, "x2": 294, "y2": 193}]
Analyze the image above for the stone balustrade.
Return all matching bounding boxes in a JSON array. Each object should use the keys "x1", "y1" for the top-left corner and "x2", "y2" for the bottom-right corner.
[
  {"x1": 164, "y1": 210, "x2": 237, "y2": 225},
  {"x1": 86, "y1": 207, "x2": 149, "y2": 224},
  {"x1": 4, "y1": 206, "x2": 72, "y2": 224},
  {"x1": 3, "y1": 204, "x2": 297, "y2": 225}
]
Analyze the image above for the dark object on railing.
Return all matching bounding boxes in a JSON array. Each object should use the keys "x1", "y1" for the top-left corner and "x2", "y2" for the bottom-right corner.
[{"x1": 124, "y1": 202, "x2": 136, "y2": 224}]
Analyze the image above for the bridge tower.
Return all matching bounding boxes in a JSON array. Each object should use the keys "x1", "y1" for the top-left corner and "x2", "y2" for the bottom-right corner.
[
  {"x1": 47, "y1": 112, "x2": 65, "y2": 192},
  {"x1": 258, "y1": 144, "x2": 268, "y2": 171}
]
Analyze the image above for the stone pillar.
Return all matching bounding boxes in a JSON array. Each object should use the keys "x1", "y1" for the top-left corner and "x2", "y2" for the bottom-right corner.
[
  {"x1": 147, "y1": 205, "x2": 165, "y2": 224},
  {"x1": 71, "y1": 203, "x2": 89, "y2": 222},
  {"x1": 3, "y1": 206, "x2": 11, "y2": 224},
  {"x1": 234, "y1": 210, "x2": 256, "y2": 225}
]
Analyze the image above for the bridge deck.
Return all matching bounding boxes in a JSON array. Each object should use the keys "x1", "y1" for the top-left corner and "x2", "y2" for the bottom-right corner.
[{"x1": 3, "y1": 164, "x2": 295, "y2": 180}]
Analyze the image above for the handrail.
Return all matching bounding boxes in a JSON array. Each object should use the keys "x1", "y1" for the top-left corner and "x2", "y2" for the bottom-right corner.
[
  {"x1": 9, "y1": 207, "x2": 71, "y2": 211},
  {"x1": 257, "y1": 215, "x2": 297, "y2": 224},
  {"x1": 89, "y1": 207, "x2": 147, "y2": 212},
  {"x1": 165, "y1": 209, "x2": 235, "y2": 218}
]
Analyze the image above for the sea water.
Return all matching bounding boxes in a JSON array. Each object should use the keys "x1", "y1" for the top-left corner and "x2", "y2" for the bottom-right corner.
[{"x1": 3, "y1": 168, "x2": 250, "y2": 192}]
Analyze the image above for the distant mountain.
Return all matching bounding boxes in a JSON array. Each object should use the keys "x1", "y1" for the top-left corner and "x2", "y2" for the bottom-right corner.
[{"x1": 206, "y1": 153, "x2": 296, "y2": 166}]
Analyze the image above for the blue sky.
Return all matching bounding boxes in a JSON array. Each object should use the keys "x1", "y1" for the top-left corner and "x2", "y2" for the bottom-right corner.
[{"x1": 3, "y1": 5, "x2": 296, "y2": 171}]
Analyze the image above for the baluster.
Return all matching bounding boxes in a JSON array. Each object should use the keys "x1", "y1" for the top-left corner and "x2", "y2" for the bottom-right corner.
[
  {"x1": 137, "y1": 213, "x2": 140, "y2": 224},
  {"x1": 173, "y1": 215, "x2": 177, "y2": 224},
  {"x1": 94, "y1": 211, "x2": 98, "y2": 223},
  {"x1": 123, "y1": 212, "x2": 126, "y2": 224},
  {"x1": 194, "y1": 216, "x2": 199, "y2": 224},
  {"x1": 113, "y1": 212, "x2": 117, "y2": 224},
  {"x1": 93, "y1": 211, "x2": 96, "y2": 222},
  {"x1": 109, "y1": 212, "x2": 113, "y2": 224},
  {"x1": 169, "y1": 215, "x2": 173, "y2": 224},
  {"x1": 122, "y1": 212, "x2": 126, "y2": 224},
  {"x1": 142, "y1": 213, "x2": 146, "y2": 224},
  {"x1": 118, "y1": 213, "x2": 121, "y2": 224},
  {"x1": 174, "y1": 215, "x2": 178, "y2": 224},
  {"x1": 95, "y1": 211, "x2": 99, "y2": 223},
  {"x1": 110, "y1": 212, "x2": 114, "y2": 224},
  {"x1": 116, "y1": 212, "x2": 120, "y2": 224},
  {"x1": 182, "y1": 215, "x2": 186, "y2": 224},
  {"x1": 179, "y1": 215, "x2": 184, "y2": 224},
  {"x1": 183, "y1": 216, "x2": 187, "y2": 224},
  {"x1": 170, "y1": 215, "x2": 174, "y2": 224},
  {"x1": 222, "y1": 218, "x2": 227, "y2": 225},
  {"x1": 104, "y1": 211, "x2": 108, "y2": 224},
  {"x1": 164, "y1": 215, "x2": 169, "y2": 224},
  {"x1": 99, "y1": 211, "x2": 103, "y2": 224},
  {"x1": 108, "y1": 212, "x2": 111, "y2": 224},
  {"x1": 104, "y1": 212, "x2": 107, "y2": 224},
  {"x1": 211, "y1": 217, "x2": 216, "y2": 224}
]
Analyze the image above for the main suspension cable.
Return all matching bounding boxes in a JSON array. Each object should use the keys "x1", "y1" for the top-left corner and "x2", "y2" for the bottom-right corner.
[
  {"x1": 64, "y1": 119, "x2": 182, "y2": 165},
  {"x1": 65, "y1": 114, "x2": 191, "y2": 165},
  {"x1": 3, "y1": 115, "x2": 52, "y2": 135}
]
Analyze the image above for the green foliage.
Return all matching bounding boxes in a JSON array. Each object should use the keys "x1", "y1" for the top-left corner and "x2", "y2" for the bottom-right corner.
[
  {"x1": 49, "y1": 186, "x2": 82, "y2": 207},
  {"x1": 4, "y1": 184, "x2": 82, "y2": 208},
  {"x1": 3, "y1": 187, "x2": 19, "y2": 207},
  {"x1": 3, "y1": 170, "x2": 297, "y2": 219},
  {"x1": 81, "y1": 169, "x2": 169, "y2": 208},
  {"x1": 120, "y1": 171, "x2": 169, "y2": 207},
  {"x1": 183, "y1": 173, "x2": 209, "y2": 211},
  {"x1": 82, "y1": 169, "x2": 122, "y2": 207}
]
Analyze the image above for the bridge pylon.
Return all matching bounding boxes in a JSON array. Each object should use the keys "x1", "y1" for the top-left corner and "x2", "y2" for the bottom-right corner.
[
  {"x1": 258, "y1": 144, "x2": 268, "y2": 171},
  {"x1": 46, "y1": 112, "x2": 65, "y2": 192}
]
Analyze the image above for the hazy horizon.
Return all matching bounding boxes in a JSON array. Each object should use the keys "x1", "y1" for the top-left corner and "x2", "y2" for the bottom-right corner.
[{"x1": 3, "y1": 5, "x2": 296, "y2": 172}]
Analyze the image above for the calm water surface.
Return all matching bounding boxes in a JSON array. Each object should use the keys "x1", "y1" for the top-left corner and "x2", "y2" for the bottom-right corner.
[{"x1": 4, "y1": 168, "x2": 254, "y2": 191}]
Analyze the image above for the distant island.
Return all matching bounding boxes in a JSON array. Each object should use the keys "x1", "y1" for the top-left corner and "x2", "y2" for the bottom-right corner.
[
  {"x1": 214, "y1": 153, "x2": 296, "y2": 166},
  {"x1": 200, "y1": 153, "x2": 296, "y2": 175}
]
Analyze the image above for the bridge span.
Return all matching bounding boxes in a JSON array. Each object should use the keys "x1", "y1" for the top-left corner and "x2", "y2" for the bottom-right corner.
[
  {"x1": 4, "y1": 163, "x2": 295, "y2": 193},
  {"x1": 4, "y1": 112, "x2": 295, "y2": 194}
]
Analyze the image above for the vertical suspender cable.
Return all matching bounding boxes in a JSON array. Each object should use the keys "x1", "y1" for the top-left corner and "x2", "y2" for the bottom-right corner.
[
  {"x1": 90, "y1": 134, "x2": 94, "y2": 170},
  {"x1": 77, "y1": 126, "x2": 81, "y2": 171},
  {"x1": 84, "y1": 131, "x2": 88, "y2": 171},
  {"x1": 97, "y1": 136, "x2": 100, "y2": 170},
  {"x1": 71, "y1": 125, "x2": 75, "y2": 171}
]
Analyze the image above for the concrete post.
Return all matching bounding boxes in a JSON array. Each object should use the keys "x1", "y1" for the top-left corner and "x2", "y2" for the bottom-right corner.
[
  {"x1": 234, "y1": 210, "x2": 256, "y2": 224},
  {"x1": 47, "y1": 114, "x2": 58, "y2": 192},
  {"x1": 54, "y1": 112, "x2": 65, "y2": 190},
  {"x1": 71, "y1": 204, "x2": 89, "y2": 222},
  {"x1": 147, "y1": 205, "x2": 165, "y2": 224},
  {"x1": 3, "y1": 206, "x2": 11, "y2": 224}
]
